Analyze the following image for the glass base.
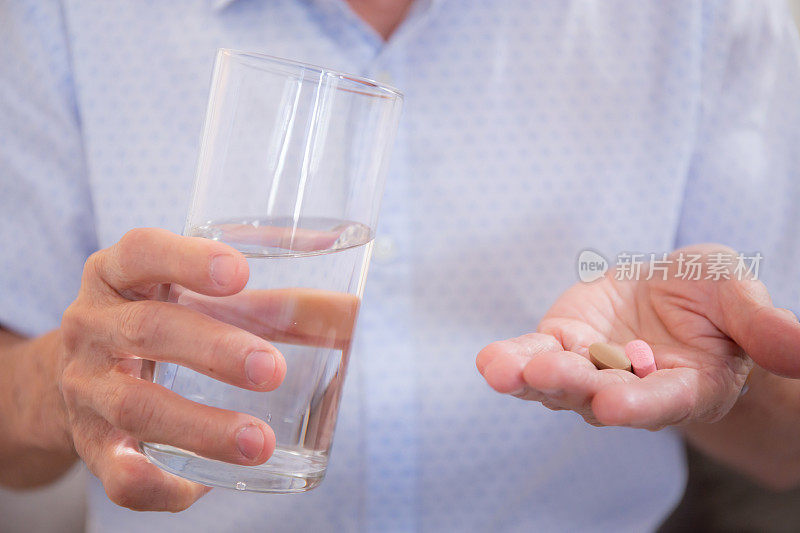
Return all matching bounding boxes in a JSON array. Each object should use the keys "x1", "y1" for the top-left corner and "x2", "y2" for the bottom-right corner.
[{"x1": 141, "y1": 443, "x2": 326, "y2": 493}]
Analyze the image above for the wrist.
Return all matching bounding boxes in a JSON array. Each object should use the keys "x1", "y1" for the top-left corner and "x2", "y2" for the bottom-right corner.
[
  {"x1": 1, "y1": 329, "x2": 75, "y2": 458},
  {"x1": 0, "y1": 328, "x2": 78, "y2": 487}
]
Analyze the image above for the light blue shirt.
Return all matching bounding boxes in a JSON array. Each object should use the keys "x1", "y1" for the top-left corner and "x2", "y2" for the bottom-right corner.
[{"x1": 2, "y1": 1, "x2": 800, "y2": 531}]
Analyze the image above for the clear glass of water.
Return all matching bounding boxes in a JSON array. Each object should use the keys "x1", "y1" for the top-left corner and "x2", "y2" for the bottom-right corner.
[{"x1": 140, "y1": 49, "x2": 403, "y2": 493}]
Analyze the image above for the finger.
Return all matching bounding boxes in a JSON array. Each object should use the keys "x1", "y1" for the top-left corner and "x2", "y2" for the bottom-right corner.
[
  {"x1": 89, "y1": 228, "x2": 249, "y2": 298},
  {"x1": 716, "y1": 279, "x2": 800, "y2": 378},
  {"x1": 110, "y1": 299, "x2": 286, "y2": 391},
  {"x1": 591, "y1": 367, "x2": 735, "y2": 429},
  {"x1": 476, "y1": 333, "x2": 562, "y2": 394},
  {"x1": 537, "y1": 317, "x2": 607, "y2": 356},
  {"x1": 174, "y1": 287, "x2": 359, "y2": 350},
  {"x1": 521, "y1": 350, "x2": 637, "y2": 410},
  {"x1": 91, "y1": 373, "x2": 275, "y2": 465},
  {"x1": 74, "y1": 416, "x2": 209, "y2": 512}
]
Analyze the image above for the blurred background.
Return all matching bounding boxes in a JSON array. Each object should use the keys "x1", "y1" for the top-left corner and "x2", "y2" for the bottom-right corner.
[{"x1": 1, "y1": 2, "x2": 800, "y2": 532}]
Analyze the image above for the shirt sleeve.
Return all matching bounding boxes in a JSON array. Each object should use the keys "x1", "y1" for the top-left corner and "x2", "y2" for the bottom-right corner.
[
  {"x1": 0, "y1": 1, "x2": 98, "y2": 337},
  {"x1": 675, "y1": 0, "x2": 800, "y2": 311}
]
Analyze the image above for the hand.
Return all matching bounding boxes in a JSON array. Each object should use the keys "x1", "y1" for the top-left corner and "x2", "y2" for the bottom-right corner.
[
  {"x1": 477, "y1": 244, "x2": 800, "y2": 430},
  {"x1": 174, "y1": 287, "x2": 359, "y2": 350},
  {"x1": 58, "y1": 228, "x2": 287, "y2": 511}
]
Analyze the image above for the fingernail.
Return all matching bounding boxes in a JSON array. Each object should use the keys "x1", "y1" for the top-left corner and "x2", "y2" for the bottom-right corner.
[
  {"x1": 210, "y1": 254, "x2": 237, "y2": 286},
  {"x1": 245, "y1": 351, "x2": 276, "y2": 387},
  {"x1": 236, "y1": 425, "x2": 264, "y2": 460}
]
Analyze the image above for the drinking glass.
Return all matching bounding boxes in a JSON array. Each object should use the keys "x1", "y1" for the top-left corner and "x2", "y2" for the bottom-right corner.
[{"x1": 140, "y1": 49, "x2": 403, "y2": 493}]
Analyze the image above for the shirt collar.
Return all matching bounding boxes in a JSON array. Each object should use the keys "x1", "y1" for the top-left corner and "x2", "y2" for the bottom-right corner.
[
  {"x1": 213, "y1": 0, "x2": 443, "y2": 13},
  {"x1": 212, "y1": 0, "x2": 444, "y2": 57}
]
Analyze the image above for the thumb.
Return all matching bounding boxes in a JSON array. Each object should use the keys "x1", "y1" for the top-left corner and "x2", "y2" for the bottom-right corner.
[{"x1": 715, "y1": 278, "x2": 800, "y2": 378}]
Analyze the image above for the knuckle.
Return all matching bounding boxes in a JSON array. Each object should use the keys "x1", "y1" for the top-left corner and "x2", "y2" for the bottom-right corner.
[
  {"x1": 117, "y1": 301, "x2": 161, "y2": 349},
  {"x1": 61, "y1": 300, "x2": 81, "y2": 327},
  {"x1": 61, "y1": 300, "x2": 104, "y2": 352},
  {"x1": 113, "y1": 228, "x2": 164, "y2": 285},
  {"x1": 83, "y1": 251, "x2": 107, "y2": 282},
  {"x1": 110, "y1": 384, "x2": 155, "y2": 434},
  {"x1": 117, "y1": 228, "x2": 153, "y2": 258},
  {"x1": 104, "y1": 460, "x2": 151, "y2": 510},
  {"x1": 60, "y1": 303, "x2": 84, "y2": 352},
  {"x1": 109, "y1": 385, "x2": 137, "y2": 430},
  {"x1": 59, "y1": 360, "x2": 83, "y2": 407}
]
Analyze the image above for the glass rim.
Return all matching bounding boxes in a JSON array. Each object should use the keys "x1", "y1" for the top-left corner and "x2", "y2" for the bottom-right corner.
[{"x1": 220, "y1": 48, "x2": 404, "y2": 101}]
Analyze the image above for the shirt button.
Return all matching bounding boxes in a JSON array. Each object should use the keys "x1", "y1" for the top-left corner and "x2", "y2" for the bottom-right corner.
[{"x1": 372, "y1": 235, "x2": 397, "y2": 262}]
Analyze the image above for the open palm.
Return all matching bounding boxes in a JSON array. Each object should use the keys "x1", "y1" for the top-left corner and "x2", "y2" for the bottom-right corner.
[{"x1": 477, "y1": 245, "x2": 800, "y2": 430}]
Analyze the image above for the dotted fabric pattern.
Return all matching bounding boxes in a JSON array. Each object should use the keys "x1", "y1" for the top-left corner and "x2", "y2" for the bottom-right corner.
[{"x1": 1, "y1": 0, "x2": 799, "y2": 532}]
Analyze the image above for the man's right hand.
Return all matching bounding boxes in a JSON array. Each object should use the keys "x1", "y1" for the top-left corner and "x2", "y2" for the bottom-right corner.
[{"x1": 56, "y1": 228, "x2": 286, "y2": 511}]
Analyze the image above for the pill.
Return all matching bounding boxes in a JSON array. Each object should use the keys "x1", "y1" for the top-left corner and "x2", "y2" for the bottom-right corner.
[
  {"x1": 588, "y1": 342, "x2": 631, "y2": 371},
  {"x1": 625, "y1": 340, "x2": 657, "y2": 378}
]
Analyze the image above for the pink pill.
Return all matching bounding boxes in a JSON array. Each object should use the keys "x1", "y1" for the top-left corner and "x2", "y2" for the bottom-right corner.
[{"x1": 625, "y1": 340, "x2": 657, "y2": 378}]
